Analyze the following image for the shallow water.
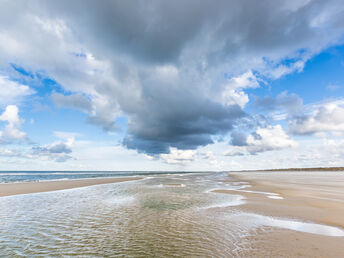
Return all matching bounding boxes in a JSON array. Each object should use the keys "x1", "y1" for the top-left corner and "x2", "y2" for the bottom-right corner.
[
  {"x1": 0, "y1": 172, "x2": 343, "y2": 257},
  {"x1": 0, "y1": 171, "x2": 193, "y2": 183}
]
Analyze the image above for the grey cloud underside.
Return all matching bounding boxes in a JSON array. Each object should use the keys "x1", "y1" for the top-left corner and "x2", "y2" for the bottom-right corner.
[
  {"x1": 32, "y1": 142, "x2": 71, "y2": 155},
  {"x1": 124, "y1": 103, "x2": 244, "y2": 154},
  {"x1": 31, "y1": 142, "x2": 73, "y2": 162},
  {"x1": 52, "y1": 92, "x2": 92, "y2": 113},
  {"x1": 230, "y1": 131, "x2": 248, "y2": 147},
  {"x1": 46, "y1": 0, "x2": 344, "y2": 65},
  {"x1": 44, "y1": 0, "x2": 214, "y2": 64},
  {"x1": 254, "y1": 92, "x2": 303, "y2": 114},
  {"x1": 52, "y1": 92, "x2": 120, "y2": 131}
]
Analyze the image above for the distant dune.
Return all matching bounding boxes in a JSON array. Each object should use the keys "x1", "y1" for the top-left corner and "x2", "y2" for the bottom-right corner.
[{"x1": 237, "y1": 167, "x2": 344, "y2": 172}]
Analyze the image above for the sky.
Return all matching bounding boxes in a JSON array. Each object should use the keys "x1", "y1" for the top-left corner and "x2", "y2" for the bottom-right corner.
[{"x1": 0, "y1": 0, "x2": 344, "y2": 171}]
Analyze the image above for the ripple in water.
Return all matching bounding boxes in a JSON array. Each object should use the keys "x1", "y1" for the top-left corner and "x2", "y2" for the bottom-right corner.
[{"x1": 0, "y1": 172, "x2": 343, "y2": 257}]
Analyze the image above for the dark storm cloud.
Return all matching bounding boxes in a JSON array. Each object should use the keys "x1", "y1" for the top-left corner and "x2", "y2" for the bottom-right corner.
[{"x1": 124, "y1": 101, "x2": 245, "y2": 154}]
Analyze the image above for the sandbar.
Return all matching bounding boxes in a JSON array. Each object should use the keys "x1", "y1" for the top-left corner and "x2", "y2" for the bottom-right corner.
[
  {"x1": 0, "y1": 177, "x2": 142, "y2": 197},
  {"x1": 215, "y1": 171, "x2": 344, "y2": 257}
]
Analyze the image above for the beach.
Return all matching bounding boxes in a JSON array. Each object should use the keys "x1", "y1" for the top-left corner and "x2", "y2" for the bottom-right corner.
[
  {"x1": 216, "y1": 171, "x2": 344, "y2": 257},
  {"x1": 225, "y1": 171, "x2": 344, "y2": 228},
  {"x1": 0, "y1": 176, "x2": 142, "y2": 197},
  {"x1": 0, "y1": 171, "x2": 343, "y2": 257}
]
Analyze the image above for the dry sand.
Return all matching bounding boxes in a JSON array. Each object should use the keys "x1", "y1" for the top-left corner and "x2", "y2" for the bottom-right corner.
[
  {"x1": 0, "y1": 177, "x2": 142, "y2": 197},
  {"x1": 216, "y1": 171, "x2": 344, "y2": 257}
]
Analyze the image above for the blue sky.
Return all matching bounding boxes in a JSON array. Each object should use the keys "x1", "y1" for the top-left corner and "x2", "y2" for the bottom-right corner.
[{"x1": 0, "y1": 0, "x2": 344, "y2": 170}]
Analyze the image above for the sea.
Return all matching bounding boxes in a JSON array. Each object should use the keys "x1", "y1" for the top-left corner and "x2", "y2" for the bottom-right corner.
[
  {"x1": 1, "y1": 171, "x2": 344, "y2": 256},
  {"x1": 0, "y1": 171, "x2": 192, "y2": 183}
]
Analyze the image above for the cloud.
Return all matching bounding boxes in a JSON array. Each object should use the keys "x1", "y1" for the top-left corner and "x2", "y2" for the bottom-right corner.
[
  {"x1": 0, "y1": 105, "x2": 27, "y2": 143},
  {"x1": 230, "y1": 131, "x2": 248, "y2": 146},
  {"x1": 327, "y1": 83, "x2": 341, "y2": 90},
  {"x1": 30, "y1": 135, "x2": 74, "y2": 162},
  {"x1": 222, "y1": 71, "x2": 260, "y2": 108},
  {"x1": 52, "y1": 92, "x2": 93, "y2": 113},
  {"x1": 31, "y1": 144, "x2": 73, "y2": 162},
  {"x1": 246, "y1": 125, "x2": 298, "y2": 153},
  {"x1": 290, "y1": 102, "x2": 344, "y2": 134},
  {"x1": 1, "y1": 0, "x2": 344, "y2": 156},
  {"x1": 199, "y1": 150, "x2": 222, "y2": 167},
  {"x1": 0, "y1": 131, "x2": 76, "y2": 162},
  {"x1": 46, "y1": 142, "x2": 72, "y2": 154},
  {"x1": 223, "y1": 149, "x2": 246, "y2": 157},
  {"x1": 45, "y1": 0, "x2": 344, "y2": 67},
  {"x1": 0, "y1": 147, "x2": 23, "y2": 157},
  {"x1": 159, "y1": 147, "x2": 196, "y2": 165},
  {"x1": 255, "y1": 91, "x2": 303, "y2": 115},
  {"x1": 226, "y1": 125, "x2": 298, "y2": 155},
  {"x1": 0, "y1": 76, "x2": 35, "y2": 107},
  {"x1": 266, "y1": 60, "x2": 306, "y2": 79},
  {"x1": 123, "y1": 102, "x2": 244, "y2": 154}
]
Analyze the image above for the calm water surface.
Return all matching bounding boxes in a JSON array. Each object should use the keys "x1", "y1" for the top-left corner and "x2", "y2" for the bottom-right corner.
[
  {"x1": 0, "y1": 172, "x2": 249, "y2": 257},
  {"x1": 1, "y1": 172, "x2": 343, "y2": 257}
]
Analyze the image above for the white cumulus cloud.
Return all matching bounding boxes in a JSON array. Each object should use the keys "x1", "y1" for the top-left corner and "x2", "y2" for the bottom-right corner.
[
  {"x1": 290, "y1": 102, "x2": 344, "y2": 134},
  {"x1": 0, "y1": 105, "x2": 27, "y2": 143},
  {"x1": 159, "y1": 147, "x2": 196, "y2": 165},
  {"x1": 0, "y1": 76, "x2": 35, "y2": 107},
  {"x1": 226, "y1": 125, "x2": 298, "y2": 155}
]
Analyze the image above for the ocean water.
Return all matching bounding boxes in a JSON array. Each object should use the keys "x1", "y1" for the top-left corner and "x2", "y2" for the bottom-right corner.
[
  {"x1": 0, "y1": 172, "x2": 343, "y2": 256},
  {"x1": 0, "y1": 171, "x2": 192, "y2": 183}
]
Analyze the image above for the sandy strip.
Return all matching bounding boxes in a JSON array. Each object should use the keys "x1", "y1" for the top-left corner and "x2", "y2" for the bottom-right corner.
[
  {"x1": 0, "y1": 177, "x2": 142, "y2": 197},
  {"x1": 215, "y1": 172, "x2": 344, "y2": 257},
  {"x1": 236, "y1": 227, "x2": 344, "y2": 258},
  {"x1": 224, "y1": 172, "x2": 344, "y2": 228}
]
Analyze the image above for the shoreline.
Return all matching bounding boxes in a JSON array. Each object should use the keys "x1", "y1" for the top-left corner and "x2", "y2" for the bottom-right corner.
[
  {"x1": 0, "y1": 177, "x2": 143, "y2": 197},
  {"x1": 1, "y1": 171, "x2": 344, "y2": 256},
  {"x1": 224, "y1": 172, "x2": 344, "y2": 228},
  {"x1": 221, "y1": 171, "x2": 344, "y2": 257}
]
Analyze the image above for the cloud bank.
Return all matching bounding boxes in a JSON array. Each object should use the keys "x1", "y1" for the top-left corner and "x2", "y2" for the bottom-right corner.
[{"x1": 1, "y1": 0, "x2": 344, "y2": 160}]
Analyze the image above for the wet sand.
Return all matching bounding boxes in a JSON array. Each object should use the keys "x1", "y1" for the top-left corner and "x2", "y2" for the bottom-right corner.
[
  {"x1": 0, "y1": 177, "x2": 142, "y2": 197},
  {"x1": 216, "y1": 171, "x2": 344, "y2": 257},
  {"x1": 237, "y1": 228, "x2": 344, "y2": 258}
]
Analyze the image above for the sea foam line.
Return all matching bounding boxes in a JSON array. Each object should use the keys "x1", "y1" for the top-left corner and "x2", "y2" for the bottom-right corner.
[{"x1": 228, "y1": 213, "x2": 344, "y2": 237}]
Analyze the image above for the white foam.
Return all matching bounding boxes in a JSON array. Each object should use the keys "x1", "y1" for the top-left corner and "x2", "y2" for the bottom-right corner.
[
  {"x1": 205, "y1": 188, "x2": 225, "y2": 193},
  {"x1": 237, "y1": 184, "x2": 252, "y2": 189},
  {"x1": 231, "y1": 189, "x2": 280, "y2": 196},
  {"x1": 229, "y1": 213, "x2": 344, "y2": 237},
  {"x1": 267, "y1": 195, "x2": 284, "y2": 199},
  {"x1": 202, "y1": 195, "x2": 246, "y2": 209},
  {"x1": 166, "y1": 184, "x2": 186, "y2": 187}
]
